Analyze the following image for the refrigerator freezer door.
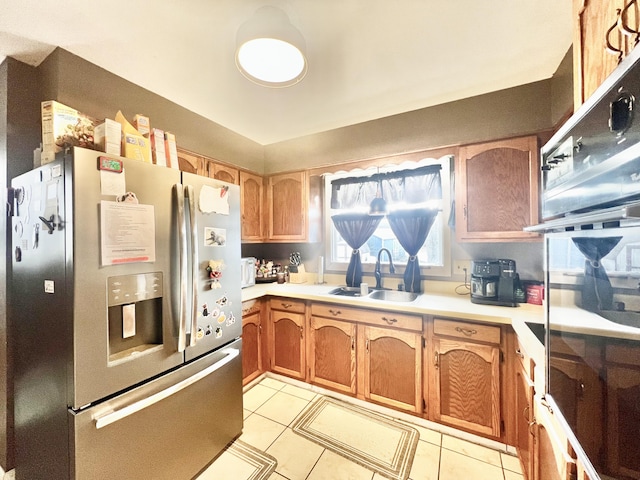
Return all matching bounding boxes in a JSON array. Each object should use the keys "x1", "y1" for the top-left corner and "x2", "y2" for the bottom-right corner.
[
  {"x1": 71, "y1": 338, "x2": 243, "y2": 480},
  {"x1": 181, "y1": 172, "x2": 242, "y2": 361}
]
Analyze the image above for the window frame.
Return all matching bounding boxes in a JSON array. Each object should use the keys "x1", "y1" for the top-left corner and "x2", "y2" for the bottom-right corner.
[{"x1": 323, "y1": 155, "x2": 453, "y2": 278}]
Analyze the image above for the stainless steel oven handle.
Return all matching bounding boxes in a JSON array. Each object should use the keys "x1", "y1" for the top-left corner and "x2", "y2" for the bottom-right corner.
[
  {"x1": 185, "y1": 185, "x2": 198, "y2": 347},
  {"x1": 93, "y1": 347, "x2": 239, "y2": 429},
  {"x1": 174, "y1": 184, "x2": 188, "y2": 352}
]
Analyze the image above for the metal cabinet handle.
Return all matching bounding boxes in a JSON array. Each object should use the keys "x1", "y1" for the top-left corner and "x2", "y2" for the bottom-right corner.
[
  {"x1": 528, "y1": 419, "x2": 537, "y2": 435},
  {"x1": 366, "y1": 339, "x2": 370, "y2": 353},
  {"x1": 621, "y1": 0, "x2": 640, "y2": 45},
  {"x1": 328, "y1": 309, "x2": 342, "y2": 316},
  {"x1": 606, "y1": 8, "x2": 624, "y2": 63},
  {"x1": 455, "y1": 326, "x2": 477, "y2": 337},
  {"x1": 434, "y1": 351, "x2": 439, "y2": 369},
  {"x1": 381, "y1": 316, "x2": 397, "y2": 325},
  {"x1": 281, "y1": 303, "x2": 292, "y2": 309},
  {"x1": 299, "y1": 325, "x2": 303, "y2": 339},
  {"x1": 351, "y1": 336, "x2": 355, "y2": 351},
  {"x1": 515, "y1": 348, "x2": 524, "y2": 358},
  {"x1": 523, "y1": 405, "x2": 530, "y2": 421}
]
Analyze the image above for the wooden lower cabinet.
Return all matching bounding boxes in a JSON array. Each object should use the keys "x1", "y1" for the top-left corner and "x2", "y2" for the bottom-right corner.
[
  {"x1": 360, "y1": 324, "x2": 423, "y2": 413},
  {"x1": 308, "y1": 304, "x2": 423, "y2": 413},
  {"x1": 515, "y1": 353, "x2": 535, "y2": 479},
  {"x1": 241, "y1": 299, "x2": 264, "y2": 385},
  {"x1": 428, "y1": 318, "x2": 502, "y2": 438},
  {"x1": 308, "y1": 316, "x2": 357, "y2": 395},
  {"x1": 269, "y1": 298, "x2": 306, "y2": 380},
  {"x1": 536, "y1": 423, "x2": 573, "y2": 480}
]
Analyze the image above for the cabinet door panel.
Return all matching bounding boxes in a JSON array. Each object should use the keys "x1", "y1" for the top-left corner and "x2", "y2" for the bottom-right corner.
[
  {"x1": 432, "y1": 337, "x2": 500, "y2": 437},
  {"x1": 242, "y1": 311, "x2": 262, "y2": 385},
  {"x1": 456, "y1": 135, "x2": 540, "y2": 242},
  {"x1": 267, "y1": 171, "x2": 308, "y2": 241},
  {"x1": 270, "y1": 311, "x2": 305, "y2": 380},
  {"x1": 309, "y1": 317, "x2": 356, "y2": 394},
  {"x1": 240, "y1": 171, "x2": 263, "y2": 241},
  {"x1": 363, "y1": 326, "x2": 422, "y2": 413}
]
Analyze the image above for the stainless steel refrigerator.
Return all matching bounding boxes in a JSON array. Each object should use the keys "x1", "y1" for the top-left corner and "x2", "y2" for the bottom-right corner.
[{"x1": 10, "y1": 147, "x2": 243, "y2": 479}]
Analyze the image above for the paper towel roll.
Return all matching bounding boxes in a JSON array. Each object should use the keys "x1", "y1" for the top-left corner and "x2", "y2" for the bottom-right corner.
[{"x1": 317, "y1": 256, "x2": 324, "y2": 284}]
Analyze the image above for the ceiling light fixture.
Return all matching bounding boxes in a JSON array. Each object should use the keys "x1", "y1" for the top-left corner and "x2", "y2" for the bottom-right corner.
[{"x1": 235, "y1": 6, "x2": 308, "y2": 88}]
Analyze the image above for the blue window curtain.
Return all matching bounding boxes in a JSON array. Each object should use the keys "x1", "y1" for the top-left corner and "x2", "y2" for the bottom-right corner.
[
  {"x1": 329, "y1": 163, "x2": 443, "y2": 289},
  {"x1": 387, "y1": 208, "x2": 440, "y2": 293},
  {"x1": 330, "y1": 213, "x2": 382, "y2": 287}
]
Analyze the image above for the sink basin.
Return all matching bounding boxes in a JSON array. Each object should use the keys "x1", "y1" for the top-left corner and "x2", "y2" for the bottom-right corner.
[
  {"x1": 327, "y1": 286, "x2": 365, "y2": 297},
  {"x1": 367, "y1": 289, "x2": 418, "y2": 303}
]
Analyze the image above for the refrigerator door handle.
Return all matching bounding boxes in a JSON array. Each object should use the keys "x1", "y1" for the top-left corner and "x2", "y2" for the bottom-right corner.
[
  {"x1": 93, "y1": 347, "x2": 239, "y2": 429},
  {"x1": 174, "y1": 184, "x2": 188, "y2": 352},
  {"x1": 184, "y1": 184, "x2": 199, "y2": 347}
]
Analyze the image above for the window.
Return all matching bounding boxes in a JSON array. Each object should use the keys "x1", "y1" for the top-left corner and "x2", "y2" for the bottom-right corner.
[{"x1": 324, "y1": 156, "x2": 452, "y2": 277}]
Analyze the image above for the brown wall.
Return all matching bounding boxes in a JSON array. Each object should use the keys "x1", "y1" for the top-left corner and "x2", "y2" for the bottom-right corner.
[{"x1": 38, "y1": 49, "x2": 265, "y2": 174}]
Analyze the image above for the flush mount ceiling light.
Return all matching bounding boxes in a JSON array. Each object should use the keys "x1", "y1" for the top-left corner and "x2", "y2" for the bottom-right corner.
[{"x1": 235, "y1": 6, "x2": 308, "y2": 87}]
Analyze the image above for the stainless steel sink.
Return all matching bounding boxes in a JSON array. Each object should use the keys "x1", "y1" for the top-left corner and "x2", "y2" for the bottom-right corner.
[
  {"x1": 327, "y1": 286, "x2": 418, "y2": 302},
  {"x1": 327, "y1": 286, "x2": 365, "y2": 297},
  {"x1": 367, "y1": 289, "x2": 418, "y2": 302}
]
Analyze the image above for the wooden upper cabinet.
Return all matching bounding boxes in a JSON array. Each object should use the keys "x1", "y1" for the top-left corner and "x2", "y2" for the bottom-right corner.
[
  {"x1": 203, "y1": 161, "x2": 239, "y2": 185},
  {"x1": 240, "y1": 171, "x2": 264, "y2": 242},
  {"x1": 176, "y1": 148, "x2": 203, "y2": 175},
  {"x1": 455, "y1": 135, "x2": 540, "y2": 242},
  {"x1": 573, "y1": 0, "x2": 639, "y2": 109},
  {"x1": 267, "y1": 171, "x2": 308, "y2": 242}
]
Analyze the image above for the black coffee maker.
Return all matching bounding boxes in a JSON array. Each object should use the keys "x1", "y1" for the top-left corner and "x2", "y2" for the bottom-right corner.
[{"x1": 470, "y1": 259, "x2": 519, "y2": 307}]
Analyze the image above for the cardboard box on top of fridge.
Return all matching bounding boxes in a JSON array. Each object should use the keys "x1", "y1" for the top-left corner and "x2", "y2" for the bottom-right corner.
[
  {"x1": 150, "y1": 128, "x2": 167, "y2": 166},
  {"x1": 41, "y1": 100, "x2": 98, "y2": 164},
  {"x1": 164, "y1": 132, "x2": 179, "y2": 169},
  {"x1": 94, "y1": 119, "x2": 122, "y2": 156},
  {"x1": 115, "y1": 111, "x2": 152, "y2": 163},
  {"x1": 133, "y1": 114, "x2": 150, "y2": 137}
]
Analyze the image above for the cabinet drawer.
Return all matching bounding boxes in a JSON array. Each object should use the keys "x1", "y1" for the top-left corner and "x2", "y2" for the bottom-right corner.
[
  {"x1": 242, "y1": 300, "x2": 261, "y2": 316},
  {"x1": 311, "y1": 304, "x2": 423, "y2": 332},
  {"x1": 269, "y1": 298, "x2": 306, "y2": 314},
  {"x1": 434, "y1": 318, "x2": 500, "y2": 344}
]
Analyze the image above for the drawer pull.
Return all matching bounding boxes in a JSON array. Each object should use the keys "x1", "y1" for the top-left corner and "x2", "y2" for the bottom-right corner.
[
  {"x1": 381, "y1": 316, "x2": 397, "y2": 325},
  {"x1": 328, "y1": 309, "x2": 342, "y2": 316},
  {"x1": 281, "y1": 303, "x2": 292, "y2": 309},
  {"x1": 455, "y1": 326, "x2": 477, "y2": 337}
]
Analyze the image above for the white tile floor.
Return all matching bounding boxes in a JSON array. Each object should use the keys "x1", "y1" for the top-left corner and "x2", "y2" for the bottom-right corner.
[{"x1": 198, "y1": 375, "x2": 525, "y2": 480}]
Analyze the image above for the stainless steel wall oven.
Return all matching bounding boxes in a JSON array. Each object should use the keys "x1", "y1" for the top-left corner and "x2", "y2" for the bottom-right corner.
[{"x1": 532, "y1": 44, "x2": 640, "y2": 480}]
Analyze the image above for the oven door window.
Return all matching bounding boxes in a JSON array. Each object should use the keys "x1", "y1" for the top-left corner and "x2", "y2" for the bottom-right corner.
[{"x1": 546, "y1": 225, "x2": 640, "y2": 479}]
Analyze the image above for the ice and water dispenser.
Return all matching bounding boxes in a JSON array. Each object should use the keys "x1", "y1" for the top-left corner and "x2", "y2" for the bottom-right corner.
[{"x1": 107, "y1": 272, "x2": 164, "y2": 363}]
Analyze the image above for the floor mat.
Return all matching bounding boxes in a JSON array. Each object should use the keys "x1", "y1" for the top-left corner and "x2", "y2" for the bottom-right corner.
[
  {"x1": 198, "y1": 440, "x2": 277, "y2": 480},
  {"x1": 291, "y1": 396, "x2": 419, "y2": 480}
]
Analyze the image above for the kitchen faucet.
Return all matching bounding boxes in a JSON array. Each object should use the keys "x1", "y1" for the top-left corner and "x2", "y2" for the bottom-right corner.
[{"x1": 374, "y1": 248, "x2": 395, "y2": 289}]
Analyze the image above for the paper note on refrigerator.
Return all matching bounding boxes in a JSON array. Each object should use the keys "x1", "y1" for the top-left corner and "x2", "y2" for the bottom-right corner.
[
  {"x1": 100, "y1": 201, "x2": 156, "y2": 265},
  {"x1": 199, "y1": 185, "x2": 229, "y2": 215}
]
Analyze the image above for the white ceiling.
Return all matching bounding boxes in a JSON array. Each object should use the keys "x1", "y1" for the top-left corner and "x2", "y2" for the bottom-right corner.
[{"x1": 0, "y1": 1, "x2": 572, "y2": 146}]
